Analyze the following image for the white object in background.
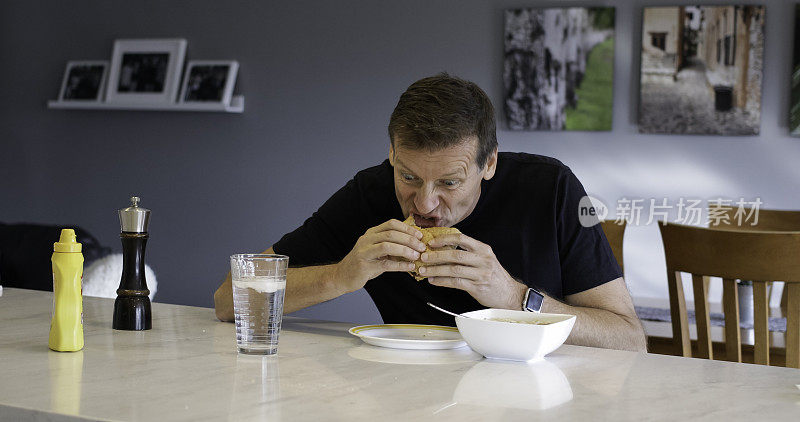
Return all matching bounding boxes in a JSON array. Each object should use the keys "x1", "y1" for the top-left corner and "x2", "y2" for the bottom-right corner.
[
  {"x1": 105, "y1": 38, "x2": 187, "y2": 105},
  {"x1": 455, "y1": 309, "x2": 575, "y2": 362},
  {"x1": 82, "y1": 253, "x2": 157, "y2": 301}
]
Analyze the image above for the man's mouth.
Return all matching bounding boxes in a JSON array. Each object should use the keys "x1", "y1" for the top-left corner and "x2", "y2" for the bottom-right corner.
[{"x1": 413, "y1": 214, "x2": 439, "y2": 228}]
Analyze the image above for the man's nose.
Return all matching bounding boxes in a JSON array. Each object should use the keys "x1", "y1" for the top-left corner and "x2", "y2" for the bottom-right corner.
[{"x1": 414, "y1": 187, "x2": 439, "y2": 214}]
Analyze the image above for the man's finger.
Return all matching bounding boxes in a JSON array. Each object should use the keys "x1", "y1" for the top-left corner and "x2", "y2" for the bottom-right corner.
[
  {"x1": 418, "y1": 264, "x2": 480, "y2": 281},
  {"x1": 427, "y1": 233, "x2": 484, "y2": 252},
  {"x1": 421, "y1": 248, "x2": 479, "y2": 266},
  {"x1": 372, "y1": 229, "x2": 426, "y2": 252},
  {"x1": 367, "y1": 242, "x2": 421, "y2": 262},
  {"x1": 379, "y1": 258, "x2": 416, "y2": 272},
  {"x1": 374, "y1": 218, "x2": 423, "y2": 239}
]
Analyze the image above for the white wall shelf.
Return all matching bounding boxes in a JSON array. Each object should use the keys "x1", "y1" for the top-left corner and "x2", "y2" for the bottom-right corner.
[{"x1": 47, "y1": 95, "x2": 244, "y2": 113}]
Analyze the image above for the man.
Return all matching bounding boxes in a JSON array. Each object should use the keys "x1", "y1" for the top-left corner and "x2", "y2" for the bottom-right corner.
[{"x1": 215, "y1": 73, "x2": 647, "y2": 352}]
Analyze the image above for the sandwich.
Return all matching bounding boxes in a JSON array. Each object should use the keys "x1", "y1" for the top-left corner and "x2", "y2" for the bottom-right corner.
[{"x1": 402, "y1": 215, "x2": 461, "y2": 280}]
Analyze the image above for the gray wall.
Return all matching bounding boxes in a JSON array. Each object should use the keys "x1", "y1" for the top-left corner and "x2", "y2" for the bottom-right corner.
[{"x1": 2, "y1": 0, "x2": 798, "y2": 323}]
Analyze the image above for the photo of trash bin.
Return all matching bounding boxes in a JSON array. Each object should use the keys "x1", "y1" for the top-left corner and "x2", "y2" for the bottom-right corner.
[{"x1": 638, "y1": 6, "x2": 764, "y2": 135}]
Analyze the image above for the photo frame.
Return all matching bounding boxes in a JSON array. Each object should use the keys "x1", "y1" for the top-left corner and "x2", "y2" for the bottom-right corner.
[
  {"x1": 178, "y1": 60, "x2": 239, "y2": 105},
  {"x1": 504, "y1": 7, "x2": 616, "y2": 131},
  {"x1": 57, "y1": 60, "x2": 109, "y2": 102},
  {"x1": 638, "y1": 6, "x2": 764, "y2": 135},
  {"x1": 105, "y1": 38, "x2": 187, "y2": 104}
]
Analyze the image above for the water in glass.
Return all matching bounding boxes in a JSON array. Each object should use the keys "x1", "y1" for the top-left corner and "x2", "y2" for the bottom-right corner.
[{"x1": 233, "y1": 275, "x2": 286, "y2": 354}]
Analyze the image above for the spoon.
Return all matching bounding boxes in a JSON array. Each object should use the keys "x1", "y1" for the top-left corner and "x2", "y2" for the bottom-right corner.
[{"x1": 427, "y1": 302, "x2": 473, "y2": 319}]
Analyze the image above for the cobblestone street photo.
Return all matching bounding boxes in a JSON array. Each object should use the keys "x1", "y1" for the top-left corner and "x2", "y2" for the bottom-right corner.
[{"x1": 638, "y1": 6, "x2": 764, "y2": 135}]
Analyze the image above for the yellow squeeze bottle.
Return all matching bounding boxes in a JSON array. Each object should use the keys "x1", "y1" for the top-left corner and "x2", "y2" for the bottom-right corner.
[{"x1": 49, "y1": 229, "x2": 84, "y2": 352}]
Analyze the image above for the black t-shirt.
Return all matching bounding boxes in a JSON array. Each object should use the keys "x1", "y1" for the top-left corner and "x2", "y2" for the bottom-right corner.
[{"x1": 274, "y1": 152, "x2": 621, "y2": 325}]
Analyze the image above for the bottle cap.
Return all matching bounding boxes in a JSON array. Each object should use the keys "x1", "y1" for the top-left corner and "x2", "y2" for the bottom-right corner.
[
  {"x1": 54, "y1": 228, "x2": 82, "y2": 253},
  {"x1": 118, "y1": 196, "x2": 150, "y2": 233}
]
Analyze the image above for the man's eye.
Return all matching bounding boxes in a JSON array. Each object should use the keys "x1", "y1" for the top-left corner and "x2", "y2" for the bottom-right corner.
[
  {"x1": 402, "y1": 174, "x2": 416, "y2": 181},
  {"x1": 442, "y1": 180, "x2": 459, "y2": 187}
]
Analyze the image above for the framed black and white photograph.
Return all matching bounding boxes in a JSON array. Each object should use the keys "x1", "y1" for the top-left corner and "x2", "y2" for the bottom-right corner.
[
  {"x1": 105, "y1": 38, "x2": 187, "y2": 104},
  {"x1": 178, "y1": 60, "x2": 239, "y2": 105},
  {"x1": 57, "y1": 60, "x2": 108, "y2": 102}
]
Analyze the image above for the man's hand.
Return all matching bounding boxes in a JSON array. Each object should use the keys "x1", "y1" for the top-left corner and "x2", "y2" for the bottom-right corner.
[
  {"x1": 335, "y1": 219, "x2": 428, "y2": 294},
  {"x1": 418, "y1": 233, "x2": 526, "y2": 309}
]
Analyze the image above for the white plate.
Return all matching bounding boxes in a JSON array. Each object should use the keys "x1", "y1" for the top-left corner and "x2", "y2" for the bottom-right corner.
[{"x1": 348, "y1": 324, "x2": 467, "y2": 350}]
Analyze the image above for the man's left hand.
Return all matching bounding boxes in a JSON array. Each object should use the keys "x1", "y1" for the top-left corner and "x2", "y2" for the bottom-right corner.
[{"x1": 418, "y1": 233, "x2": 526, "y2": 309}]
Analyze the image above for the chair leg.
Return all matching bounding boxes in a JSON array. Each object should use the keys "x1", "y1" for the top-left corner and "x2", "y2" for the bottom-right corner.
[
  {"x1": 753, "y1": 281, "x2": 769, "y2": 366},
  {"x1": 722, "y1": 279, "x2": 741, "y2": 363},
  {"x1": 786, "y1": 284, "x2": 800, "y2": 369},
  {"x1": 782, "y1": 282, "x2": 789, "y2": 312},
  {"x1": 668, "y1": 269, "x2": 691, "y2": 357},
  {"x1": 692, "y1": 275, "x2": 712, "y2": 359}
]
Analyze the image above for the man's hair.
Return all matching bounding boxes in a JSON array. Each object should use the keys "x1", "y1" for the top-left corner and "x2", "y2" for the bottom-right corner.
[{"x1": 388, "y1": 73, "x2": 497, "y2": 169}]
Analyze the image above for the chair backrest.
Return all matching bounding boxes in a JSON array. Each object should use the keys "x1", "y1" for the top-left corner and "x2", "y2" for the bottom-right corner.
[
  {"x1": 658, "y1": 223, "x2": 800, "y2": 368},
  {"x1": 709, "y1": 206, "x2": 800, "y2": 308},
  {"x1": 600, "y1": 220, "x2": 626, "y2": 271},
  {"x1": 709, "y1": 205, "x2": 800, "y2": 231}
]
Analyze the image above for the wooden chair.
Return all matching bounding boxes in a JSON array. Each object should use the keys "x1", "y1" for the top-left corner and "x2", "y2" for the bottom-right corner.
[
  {"x1": 710, "y1": 206, "x2": 800, "y2": 308},
  {"x1": 600, "y1": 220, "x2": 626, "y2": 271},
  {"x1": 658, "y1": 223, "x2": 800, "y2": 368},
  {"x1": 709, "y1": 205, "x2": 800, "y2": 232}
]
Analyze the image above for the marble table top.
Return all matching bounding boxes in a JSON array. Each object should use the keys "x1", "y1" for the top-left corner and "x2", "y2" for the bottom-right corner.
[{"x1": 1, "y1": 287, "x2": 799, "y2": 421}]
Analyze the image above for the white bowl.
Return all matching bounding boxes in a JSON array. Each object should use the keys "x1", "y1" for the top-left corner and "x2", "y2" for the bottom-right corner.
[{"x1": 455, "y1": 309, "x2": 576, "y2": 362}]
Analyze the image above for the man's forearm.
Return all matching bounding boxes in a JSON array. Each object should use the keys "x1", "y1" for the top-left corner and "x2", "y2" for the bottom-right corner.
[
  {"x1": 541, "y1": 297, "x2": 647, "y2": 352},
  {"x1": 282, "y1": 264, "x2": 346, "y2": 314},
  {"x1": 214, "y1": 263, "x2": 347, "y2": 322}
]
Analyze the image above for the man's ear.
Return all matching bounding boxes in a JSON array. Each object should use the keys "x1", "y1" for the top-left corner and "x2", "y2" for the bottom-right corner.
[
  {"x1": 483, "y1": 148, "x2": 498, "y2": 180},
  {"x1": 389, "y1": 144, "x2": 395, "y2": 166}
]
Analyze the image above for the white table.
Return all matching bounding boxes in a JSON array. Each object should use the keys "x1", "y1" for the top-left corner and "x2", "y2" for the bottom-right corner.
[{"x1": 1, "y1": 288, "x2": 799, "y2": 421}]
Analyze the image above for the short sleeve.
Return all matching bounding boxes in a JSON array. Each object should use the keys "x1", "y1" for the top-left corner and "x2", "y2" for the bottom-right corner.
[
  {"x1": 555, "y1": 170, "x2": 622, "y2": 295},
  {"x1": 272, "y1": 162, "x2": 398, "y2": 267}
]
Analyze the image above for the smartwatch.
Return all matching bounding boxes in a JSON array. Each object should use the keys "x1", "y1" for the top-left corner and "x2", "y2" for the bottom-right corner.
[{"x1": 522, "y1": 287, "x2": 544, "y2": 313}]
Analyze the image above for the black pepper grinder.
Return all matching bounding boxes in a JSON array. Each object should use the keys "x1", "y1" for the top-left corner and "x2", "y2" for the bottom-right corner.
[{"x1": 113, "y1": 196, "x2": 152, "y2": 331}]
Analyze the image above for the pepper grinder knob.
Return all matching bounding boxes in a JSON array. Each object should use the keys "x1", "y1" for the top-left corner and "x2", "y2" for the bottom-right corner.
[{"x1": 119, "y1": 196, "x2": 150, "y2": 233}]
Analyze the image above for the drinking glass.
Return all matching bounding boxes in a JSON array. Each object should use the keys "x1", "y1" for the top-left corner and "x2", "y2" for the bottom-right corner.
[{"x1": 230, "y1": 254, "x2": 288, "y2": 354}]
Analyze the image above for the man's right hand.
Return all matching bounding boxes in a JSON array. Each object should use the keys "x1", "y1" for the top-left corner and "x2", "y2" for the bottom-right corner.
[{"x1": 334, "y1": 219, "x2": 427, "y2": 293}]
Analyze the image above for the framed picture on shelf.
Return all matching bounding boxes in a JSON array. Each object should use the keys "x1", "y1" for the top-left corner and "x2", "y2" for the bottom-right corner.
[
  {"x1": 105, "y1": 38, "x2": 187, "y2": 104},
  {"x1": 178, "y1": 60, "x2": 239, "y2": 105},
  {"x1": 57, "y1": 60, "x2": 109, "y2": 102}
]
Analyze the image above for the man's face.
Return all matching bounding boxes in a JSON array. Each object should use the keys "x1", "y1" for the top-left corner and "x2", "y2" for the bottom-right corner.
[{"x1": 389, "y1": 137, "x2": 497, "y2": 228}]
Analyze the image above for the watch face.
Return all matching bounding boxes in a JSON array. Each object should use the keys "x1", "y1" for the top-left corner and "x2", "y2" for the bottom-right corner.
[{"x1": 526, "y1": 288, "x2": 544, "y2": 312}]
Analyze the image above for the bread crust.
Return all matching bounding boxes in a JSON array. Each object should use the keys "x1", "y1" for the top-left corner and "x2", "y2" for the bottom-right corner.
[{"x1": 401, "y1": 215, "x2": 461, "y2": 280}]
